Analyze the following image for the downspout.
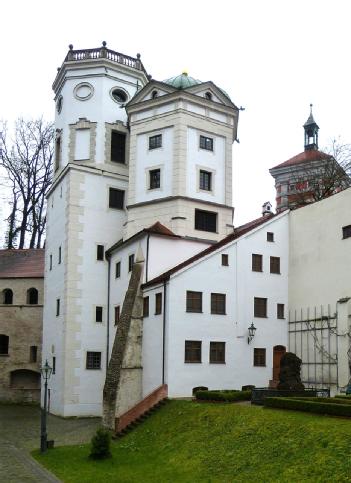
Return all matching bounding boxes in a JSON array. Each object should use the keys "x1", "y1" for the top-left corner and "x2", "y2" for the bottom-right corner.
[
  {"x1": 162, "y1": 280, "x2": 167, "y2": 385},
  {"x1": 106, "y1": 253, "x2": 111, "y2": 375},
  {"x1": 145, "y1": 233, "x2": 150, "y2": 283}
]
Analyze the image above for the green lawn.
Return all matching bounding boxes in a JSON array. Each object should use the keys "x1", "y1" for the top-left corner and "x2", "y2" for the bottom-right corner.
[{"x1": 34, "y1": 401, "x2": 351, "y2": 482}]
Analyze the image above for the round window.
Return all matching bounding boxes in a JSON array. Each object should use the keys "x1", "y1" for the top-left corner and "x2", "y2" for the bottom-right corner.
[
  {"x1": 110, "y1": 88, "x2": 128, "y2": 104},
  {"x1": 56, "y1": 96, "x2": 63, "y2": 113},
  {"x1": 73, "y1": 82, "x2": 94, "y2": 101}
]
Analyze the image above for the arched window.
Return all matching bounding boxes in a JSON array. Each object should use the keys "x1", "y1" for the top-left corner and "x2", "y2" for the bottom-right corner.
[
  {"x1": 27, "y1": 288, "x2": 38, "y2": 305},
  {"x1": 151, "y1": 90, "x2": 158, "y2": 99},
  {"x1": 3, "y1": 289, "x2": 13, "y2": 305},
  {"x1": 0, "y1": 335, "x2": 9, "y2": 355},
  {"x1": 205, "y1": 92, "x2": 212, "y2": 101}
]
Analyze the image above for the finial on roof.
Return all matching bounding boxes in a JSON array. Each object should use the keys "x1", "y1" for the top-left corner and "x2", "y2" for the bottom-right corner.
[
  {"x1": 137, "y1": 53, "x2": 141, "y2": 59},
  {"x1": 69, "y1": 44, "x2": 73, "y2": 50},
  {"x1": 102, "y1": 41, "x2": 107, "y2": 47},
  {"x1": 182, "y1": 70, "x2": 188, "y2": 76}
]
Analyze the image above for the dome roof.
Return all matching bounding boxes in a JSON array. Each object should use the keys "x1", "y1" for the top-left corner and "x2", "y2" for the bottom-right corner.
[{"x1": 163, "y1": 72, "x2": 202, "y2": 89}]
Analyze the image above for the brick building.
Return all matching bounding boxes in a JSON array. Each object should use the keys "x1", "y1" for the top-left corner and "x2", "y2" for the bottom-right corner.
[{"x1": 0, "y1": 249, "x2": 44, "y2": 403}]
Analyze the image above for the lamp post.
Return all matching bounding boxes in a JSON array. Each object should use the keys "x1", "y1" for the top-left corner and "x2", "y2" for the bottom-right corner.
[
  {"x1": 247, "y1": 322, "x2": 257, "y2": 344},
  {"x1": 40, "y1": 359, "x2": 52, "y2": 453}
]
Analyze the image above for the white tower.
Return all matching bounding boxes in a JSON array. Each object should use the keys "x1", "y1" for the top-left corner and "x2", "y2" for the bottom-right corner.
[{"x1": 43, "y1": 43, "x2": 149, "y2": 416}]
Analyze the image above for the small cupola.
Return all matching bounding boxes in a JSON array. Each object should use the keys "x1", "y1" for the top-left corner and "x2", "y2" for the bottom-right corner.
[
  {"x1": 304, "y1": 104, "x2": 319, "y2": 151},
  {"x1": 262, "y1": 201, "x2": 273, "y2": 216}
]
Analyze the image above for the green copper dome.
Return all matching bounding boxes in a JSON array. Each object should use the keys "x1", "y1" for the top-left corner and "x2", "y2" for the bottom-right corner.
[{"x1": 163, "y1": 72, "x2": 202, "y2": 89}]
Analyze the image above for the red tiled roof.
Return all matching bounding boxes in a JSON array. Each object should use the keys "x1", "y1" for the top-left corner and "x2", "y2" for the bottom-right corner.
[
  {"x1": 142, "y1": 214, "x2": 275, "y2": 288},
  {"x1": 271, "y1": 149, "x2": 332, "y2": 170},
  {"x1": 0, "y1": 249, "x2": 45, "y2": 278}
]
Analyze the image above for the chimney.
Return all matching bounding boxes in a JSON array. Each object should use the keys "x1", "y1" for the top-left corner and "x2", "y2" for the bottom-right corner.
[{"x1": 262, "y1": 201, "x2": 273, "y2": 216}]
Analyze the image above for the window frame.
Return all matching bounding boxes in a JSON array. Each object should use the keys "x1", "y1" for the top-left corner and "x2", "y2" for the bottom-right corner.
[
  {"x1": 143, "y1": 296, "x2": 149, "y2": 318},
  {"x1": 86, "y1": 351, "x2": 102, "y2": 370},
  {"x1": 254, "y1": 297, "x2": 267, "y2": 318},
  {"x1": 211, "y1": 293, "x2": 226, "y2": 315},
  {"x1": 29, "y1": 345, "x2": 38, "y2": 363},
  {"x1": 58, "y1": 246, "x2": 62, "y2": 264},
  {"x1": 267, "y1": 232, "x2": 274, "y2": 242},
  {"x1": 95, "y1": 306, "x2": 103, "y2": 323},
  {"x1": 128, "y1": 254, "x2": 135, "y2": 273},
  {"x1": 110, "y1": 131, "x2": 126, "y2": 164},
  {"x1": 277, "y1": 303, "x2": 285, "y2": 319},
  {"x1": 270, "y1": 256, "x2": 281, "y2": 274},
  {"x1": 114, "y1": 305, "x2": 120, "y2": 326},
  {"x1": 115, "y1": 261, "x2": 121, "y2": 278},
  {"x1": 342, "y1": 225, "x2": 351, "y2": 239},
  {"x1": 186, "y1": 291, "x2": 203, "y2": 313},
  {"x1": 194, "y1": 209, "x2": 217, "y2": 233},
  {"x1": 149, "y1": 168, "x2": 161, "y2": 190},
  {"x1": 155, "y1": 292, "x2": 162, "y2": 315},
  {"x1": 221, "y1": 254, "x2": 229, "y2": 266},
  {"x1": 199, "y1": 135, "x2": 214, "y2": 152},
  {"x1": 209, "y1": 341, "x2": 226, "y2": 364},
  {"x1": 254, "y1": 348, "x2": 266, "y2": 367},
  {"x1": 97, "y1": 244, "x2": 105, "y2": 261},
  {"x1": 149, "y1": 134, "x2": 162, "y2": 150},
  {"x1": 199, "y1": 170, "x2": 212, "y2": 191},
  {"x1": 3, "y1": 289, "x2": 13, "y2": 305},
  {"x1": 109, "y1": 187, "x2": 125, "y2": 210},
  {"x1": 252, "y1": 254, "x2": 263, "y2": 272},
  {"x1": 184, "y1": 340, "x2": 202, "y2": 363}
]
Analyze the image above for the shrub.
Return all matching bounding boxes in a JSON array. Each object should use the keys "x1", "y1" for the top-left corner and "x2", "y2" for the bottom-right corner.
[
  {"x1": 335, "y1": 395, "x2": 351, "y2": 400},
  {"x1": 286, "y1": 397, "x2": 351, "y2": 405},
  {"x1": 192, "y1": 386, "x2": 208, "y2": 395},
  {"x1": 195, "y1": 390, "x2": 251, "y2": 402},
  {"x1": 264, "y1": 397, "x2": 351, "y2": 417},
  {"x1": 89, "y1": 427, "x2": 112, "y2": 460}
]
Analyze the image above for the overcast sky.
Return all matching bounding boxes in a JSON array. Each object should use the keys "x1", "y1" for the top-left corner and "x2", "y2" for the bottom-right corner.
[{"x1": 1, "y1": 0, "x2": 350, "y2": 244}]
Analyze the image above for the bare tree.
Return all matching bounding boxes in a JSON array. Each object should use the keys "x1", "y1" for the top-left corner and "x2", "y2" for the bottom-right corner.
[
  {"x1": 288, "y1": 139, "x2": 351, "y2": 208},
  {"x1": 0, "y1": 118, "x2": 54, "y2": 249}
]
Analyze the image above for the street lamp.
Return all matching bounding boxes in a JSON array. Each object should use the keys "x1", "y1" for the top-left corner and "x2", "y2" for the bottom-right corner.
[
  {"x1": 40, "y1": 359, "x2": 52, "y2": 453},
  {"x1": 247, "y1": 322, "x2": 257, "y2": 344}
]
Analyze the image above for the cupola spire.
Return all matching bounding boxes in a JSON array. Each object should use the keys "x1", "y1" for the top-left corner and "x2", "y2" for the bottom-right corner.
[{"x1": 304, "y1": 104, "x2": 319, "y2": 151}]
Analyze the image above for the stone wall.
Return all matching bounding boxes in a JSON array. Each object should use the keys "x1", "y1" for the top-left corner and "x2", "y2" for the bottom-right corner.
[{"x1": 0, "y1": 277, "x2": 43, "y2": 403}]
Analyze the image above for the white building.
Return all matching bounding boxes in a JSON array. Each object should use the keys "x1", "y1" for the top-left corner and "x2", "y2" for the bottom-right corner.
[{"x1": 43, "y1": 43, "x2": 350, "y2": 417}]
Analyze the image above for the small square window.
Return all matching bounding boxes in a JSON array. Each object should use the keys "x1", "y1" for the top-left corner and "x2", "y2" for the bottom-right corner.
[
  {"x1": 254, "y1": 348, "x2": 266, "y2": 367},
  {"x1": 186, "y1": 291, "x2": 202, "y2": 313},
  {"x1": 254, "y1": 297, "x2": 267, "y2": 318},
  {"x1": 114, "y1": 306, "x2": 120, "y2": 325},
  {"x1": 252, "y1": 254, "x2": 263, "y2": 272},
  {"x1": 96, "y1": 306, "x2": 103, "y2": 323},
  {"x1": 185, "y1": 340, "x2": 202, "y2": 363},
  {"x1": 342, "y1": 225, "x2": 351, "y2": 239},
  {"x1": 199, "y1": 135, "x2": 213, "y2": 151},
  {"x1": 267, "y1": 232, "x2": 274, "y2": 242},
  {"x1": 195, "y1": 209, "x2": 217, "y2": 233},
  {"x1": 115, "y1": 261, "x2": 121, "y2": 278},
  {"x1": 97, "y1": 245, "x2": 104, "y2": 261},
  {"x1": 277, "y1": 303, "x2": 285, "y2": 319},
  {"x1": 155, "y1": 293, "x2": 162, "y2": 315},
  {"x1": 128, "y1": 254, "x2": 134, "y2": 272},
  {"x1": 270, "y1": 256, "x2": 280, "y2": 274},
  {"x1": 86, "y1": 351, "x2": 101, "y2": 370},
  {"x1": 143, "y1": 297, "x2": 149, "y2": 317},
  {"x1": 109, "y1": 188, "x2": 124, "y2": 209},
  {"x1": 199, "y1": 170, "x2": 212, "y2": 191},
  {"x1": 211, "y1": 293, "x2": 226, "y2": 315},
  {"x1": 210, "y1": 342, "x2": 225, "y2": 363},
  {"x1": 149, "y1": 169, "x2": 160, "y2": 189},
  {"x1": 149, "y1": 134, "x2": 162, "y2": 150},
  {"x1": 56, "y1": 298, "x2": 60, "y2": 316},
  {"x1": 221, "y1": 254, "x2": 229, "y2": 266}
]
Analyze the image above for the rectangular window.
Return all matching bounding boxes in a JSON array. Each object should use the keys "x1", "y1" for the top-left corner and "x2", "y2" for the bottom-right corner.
[
  {"x1": 342, "y1": 225, "x2": 351, "y2": 239},
  {"x1": 252, "y1": 254, "x2": 263, "y2": 272},
  {"x1": 49, "y1": 254, "x2": 52, "y2": 270},
  {"x1": 86, "y1": 351, "x2": 101, "y2": 370},
  {"x1": 195, "y1": 209, "x2": 217, "y2": 233},
  {"x1": 254, "y1": 348, "x2": 266, "y2": 367},
  {"x1": 58, "y1": 246, "x2": 62, "y2": 264},
  {"x1": 56, "y1": 298, "x2": 60, "y2": 316},
  {"x1": 254, "y1": 297, "x2": 267, "y2": 318},
  {"x1": 221, "y1": 254, "x2": 229, "y2": 266},
  {"x1": 199, "y1": 135, "x2": 213, "y2": 151},
  {"x1": 211, "y1": 293, "x2": 226, "y2": 315},
  {"x1": 186, "y1": 291, "x2": 202, "y2": 313},
  {"x1": 199, "y1": 170, "x2": 212, "y2": 191},
  {"x1": 267, "y1": 232, "x2": 274, "y2": 242},
  {"x1": 149, "y1": 134, "x2": 162, "y2": 150},
  {"x1": 155, "y1": 292, "x2": 162, "y2": 315},
  {"x1": 29, "y1": 345, "x2": 37, "y2": 363},
  {"x1": 111, "y1": 131, "x2": 126, "y2": 164},
  {"x1": 210, "y1": 342, "x2": 225, "y2": 363},
  {"x1": 270, "y1": 256, "x2": 280, "y2": 274},
  {"x1": 52, "y1": 356, "x2": 56, "y2": 374},
  {"x1": 128, "y1": 254, "x2": 134, "y2": 272},
  {"x1": 55, "y1": 137, "x2": 61, "y2": 171},
  {"x1": 277, "y1": 303, "x2": 285, "y2": 319},
  {"x1": 149, "y1": 169, "x2": 161, "y2": 189},
  {"x1": 74, "y1": 129, "x2": 90, "y2": 160},
  {"x1": 115, "y1": 261, "x2": 121, "y2": 278},
  {"x1": 114, "y1": 306, "x2": 120, "y2": 325},
  {"x1": 185, "y1": 340, "x2": 202, "y2": 363},
  {"x1": 143, "y1": 296, "x2": 149, "y2": 317},
  {"x1": 109, "y1": 188, "x2": 125, "y2": 209},
  {"x1": 96, "y1": 306, "x2": 103, "y2": 323},
  {"x1": 97, "y1": 245, "x2": 104, "y2": 261}
]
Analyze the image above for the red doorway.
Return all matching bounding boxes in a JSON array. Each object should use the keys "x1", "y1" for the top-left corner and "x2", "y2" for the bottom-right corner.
[{"x1": 273, "y1": 345, "x2": 286, "y2": 381}]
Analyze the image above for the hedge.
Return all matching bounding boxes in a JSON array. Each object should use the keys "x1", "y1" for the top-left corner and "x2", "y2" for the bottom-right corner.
[
  {"x1": 195, "y1": 390, "x2": 251, "y2": 402},
  {"x1": 287, "y1": 397, "x2": 351, "y2": 405},
  {"x1": 334, "y1": 395, "x2": 351, "y2": 400},
  {"x1": 264, "y1": 397, "x2": 351, "y2": 417}
]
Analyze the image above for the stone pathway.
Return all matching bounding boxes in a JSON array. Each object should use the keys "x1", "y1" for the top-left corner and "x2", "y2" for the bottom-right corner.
[{"x1": 0, "y1": 404, "x2": 100, "y2": 482}]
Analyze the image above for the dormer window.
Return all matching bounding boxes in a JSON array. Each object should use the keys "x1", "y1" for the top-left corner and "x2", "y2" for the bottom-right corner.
[
  {"x1": 151, "y1": 90, "x2": 158, "y2": 99},
  {"x1": 205, "y1": 92, "x2": 212, "y2": 101}
]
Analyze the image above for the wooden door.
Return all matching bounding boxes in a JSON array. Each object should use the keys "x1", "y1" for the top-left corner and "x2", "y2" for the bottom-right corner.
[{"x1": 273, "y1": 345, "x2": 286, "y2": 381}]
